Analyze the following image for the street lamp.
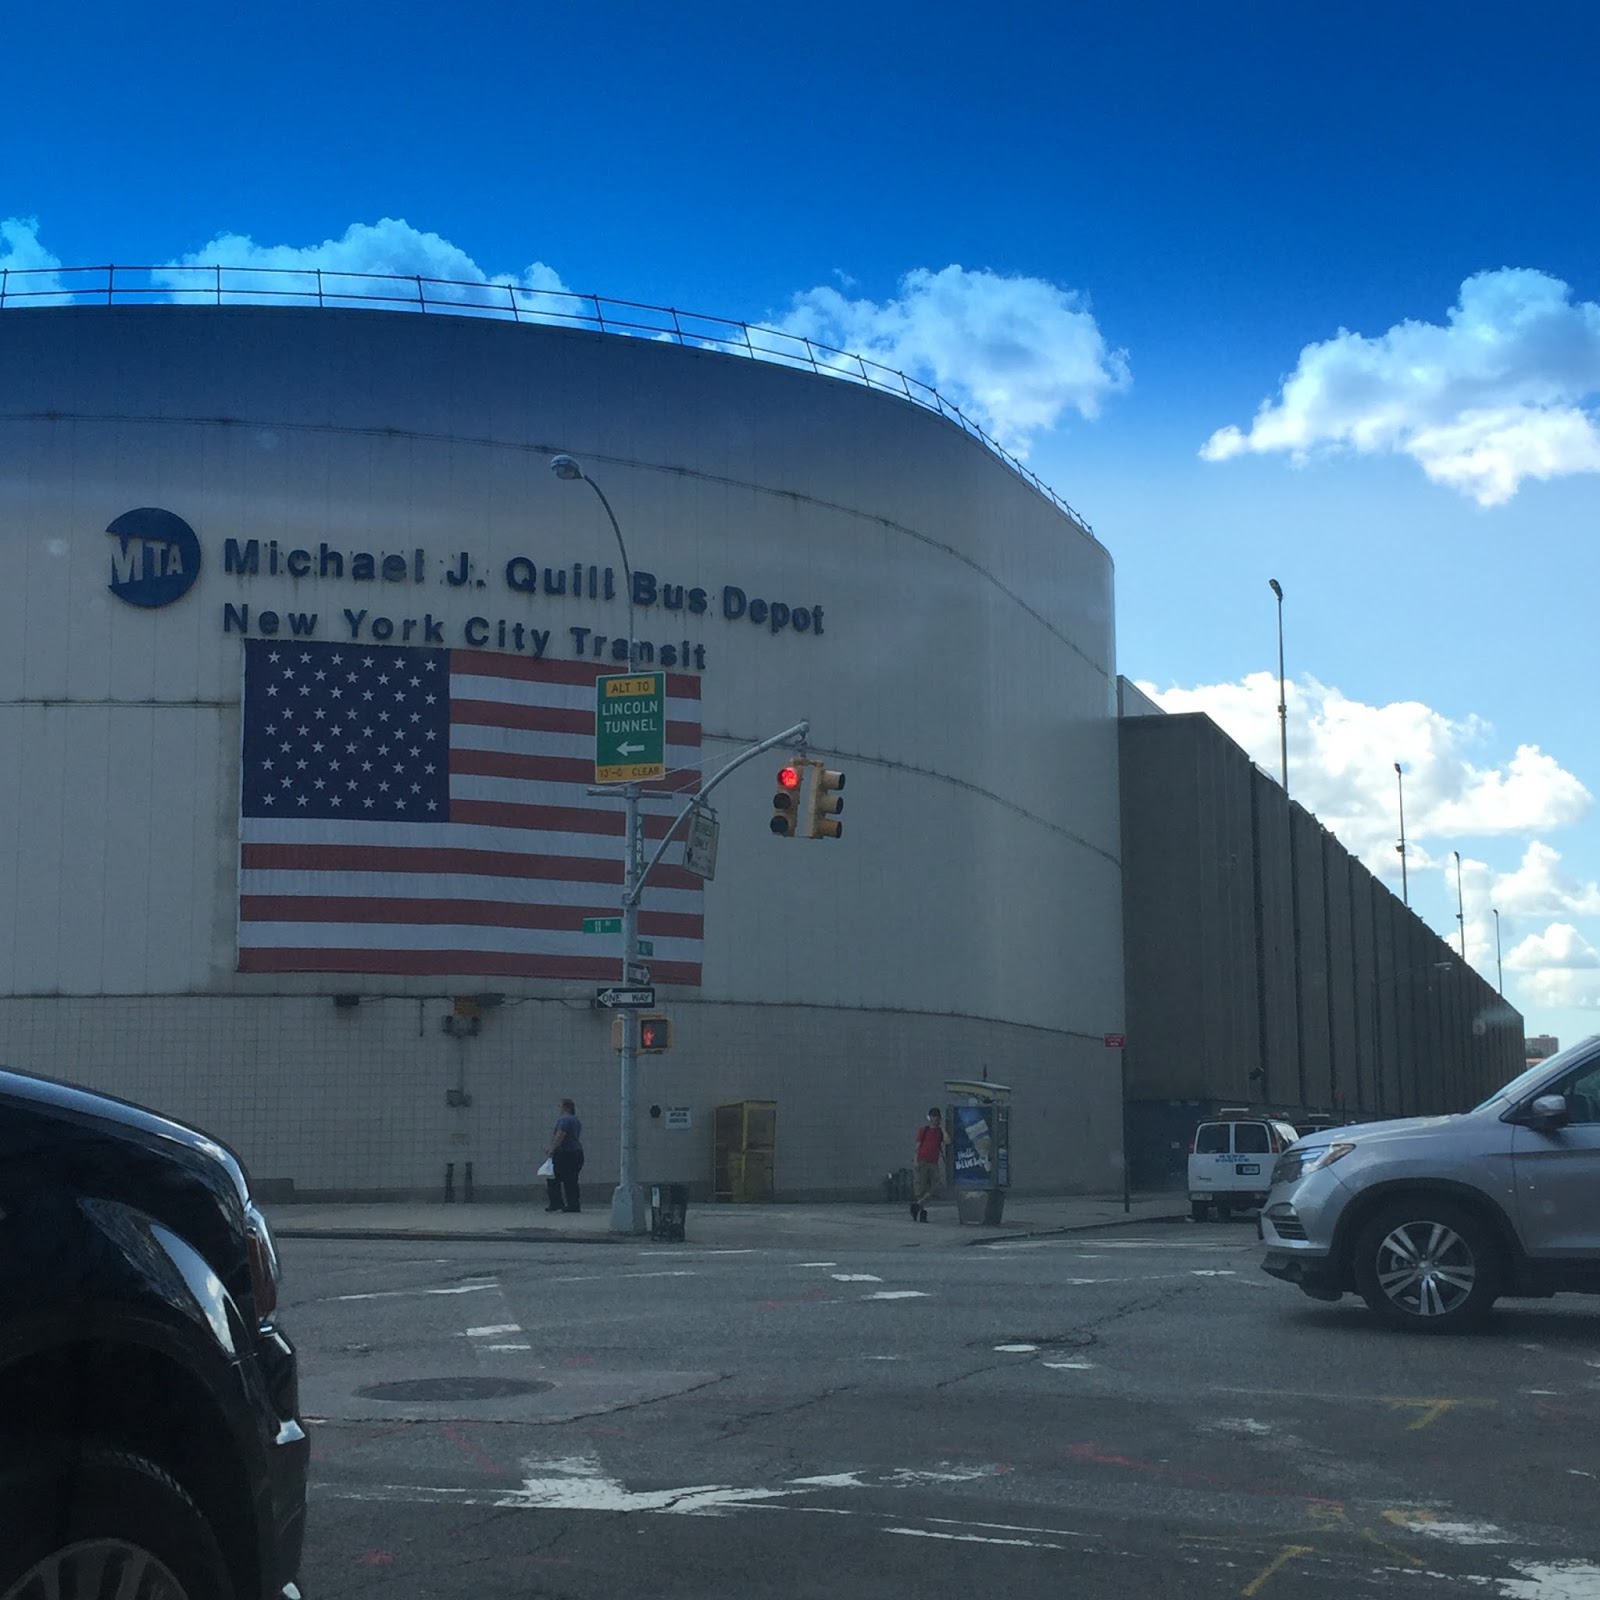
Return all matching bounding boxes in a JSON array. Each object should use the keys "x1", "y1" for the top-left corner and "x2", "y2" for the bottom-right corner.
[
  {"x1": 1268, "y1": 579, "x2": 1288, "y2": 794},
  {"x1": 1494, "y1": 907, "x2": 1503, "y2": 995},
  {"x1": 551, "y1": 453, "x2": 646, "y2": 1233},
  {"x1": 1454, "y1": 850, "x2": 1466, "y2": 961},
  {"x1": 1394, "y1": 763, "x2": 1409, "y2": 906},
  {"x1": 551, "y1": 455, "x2": 636, "y2": 665}
]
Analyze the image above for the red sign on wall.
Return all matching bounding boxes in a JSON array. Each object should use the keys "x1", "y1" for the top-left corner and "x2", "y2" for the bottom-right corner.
[{"x1": 1103, "y1": 1032, "x2": 1126, "y2": 1049}]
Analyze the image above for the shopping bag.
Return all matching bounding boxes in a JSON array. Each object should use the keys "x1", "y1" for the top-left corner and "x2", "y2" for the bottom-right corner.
[{"x1": 537, "y1": 1158, "x2": 555, "y2": 1177}]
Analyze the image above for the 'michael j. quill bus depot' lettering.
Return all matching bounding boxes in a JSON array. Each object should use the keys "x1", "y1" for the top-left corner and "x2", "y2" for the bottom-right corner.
[{"x1": 211, "y1": 539, "x2": 826, "y2": 673}]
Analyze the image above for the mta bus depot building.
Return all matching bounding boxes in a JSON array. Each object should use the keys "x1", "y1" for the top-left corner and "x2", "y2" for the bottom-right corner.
[{"x1": 0, "y1": 284, "x2": 1521, "y2": 1201}]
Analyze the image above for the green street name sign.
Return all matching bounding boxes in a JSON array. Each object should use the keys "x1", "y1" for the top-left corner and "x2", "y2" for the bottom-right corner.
[
  {"x1": 582, "y1": 916, "x2": 623, "y2": 936},
  {"x1": 595, "y1": 671, "x2": 666, "y2": 784}
]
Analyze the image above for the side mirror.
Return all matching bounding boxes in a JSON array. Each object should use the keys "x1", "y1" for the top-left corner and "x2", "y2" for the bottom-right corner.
[{"x1": 1524, "y1": 1094, "x2": 1570, "y2": 1130}]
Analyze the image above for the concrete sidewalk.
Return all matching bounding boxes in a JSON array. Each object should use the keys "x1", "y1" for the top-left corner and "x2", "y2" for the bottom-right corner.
[{"x1": 266, "y1": 1191, "x2": 1189, "y2": 1249}]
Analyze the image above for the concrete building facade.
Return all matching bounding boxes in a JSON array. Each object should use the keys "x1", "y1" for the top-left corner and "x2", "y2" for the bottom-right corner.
[{"x1": 0, "y1": 302, "x2": 1126, "y2": 1200}]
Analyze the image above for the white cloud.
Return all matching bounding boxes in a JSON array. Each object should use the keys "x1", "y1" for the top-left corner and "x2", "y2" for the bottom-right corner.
[
  {"x1": 1506, "y1": 923, "x2": 1600, "y2": 1010},
  {"x1": 1201, "y1": 268, "x2": 1600, "y2": 504},
  {"x1": 1491, "y1": 841, "x2": 1600, "y2": 920},
  {"x1": 0, "y1": 216, "x2": 65, "y2": 300},
  {"x1": 1135, "y1": 673, "x2": 1592, "y2": 882},
  {"x1": 762, "y1": 265, "x2": 1130, "y2": 457},
  {"x1": 153, "y1": 217, "x2": 570, "y2": 315}
]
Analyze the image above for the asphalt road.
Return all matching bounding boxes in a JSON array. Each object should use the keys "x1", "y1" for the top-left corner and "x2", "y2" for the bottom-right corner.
[{"x1": 282, "y1": 1219, "x2": 1600, "y2": 1599}]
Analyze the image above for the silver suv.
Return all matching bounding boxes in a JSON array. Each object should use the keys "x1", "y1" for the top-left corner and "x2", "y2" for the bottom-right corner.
[{"x1": 1260, "y1": 1036, "x2": 1600, "y2": 1330}]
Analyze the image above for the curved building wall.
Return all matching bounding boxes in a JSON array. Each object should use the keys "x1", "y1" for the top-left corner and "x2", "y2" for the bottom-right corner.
[{"x1": 0, "y1": 306, "x2": 1124, "y2": 1199}]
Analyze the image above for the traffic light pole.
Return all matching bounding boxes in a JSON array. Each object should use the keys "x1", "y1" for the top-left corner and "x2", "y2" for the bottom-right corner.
[{"x1": 607, "y1": 719, "x2": 811, "y2": 1234}]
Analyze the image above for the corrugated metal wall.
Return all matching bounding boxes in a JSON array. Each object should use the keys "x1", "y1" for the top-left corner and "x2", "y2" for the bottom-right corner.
[{"x1": 1119, "y1": 711, "x2": 1524, "y2": 1188}]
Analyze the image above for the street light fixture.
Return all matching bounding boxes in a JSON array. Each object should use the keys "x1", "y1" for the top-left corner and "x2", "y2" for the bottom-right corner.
[
  {"x1": 1394, "y1": 762, "x2": 1409, "y2": 906},
  {"x1": 1268, "y1": 579, "x2": 1287, "y2": 795},
  {"x1": 551, "y1": 453, "x2": 646, "y2": 1233}
]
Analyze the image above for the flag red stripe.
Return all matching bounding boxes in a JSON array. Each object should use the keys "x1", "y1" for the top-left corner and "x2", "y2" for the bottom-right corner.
[
  {"x1": 450, "y1": 798, "x2": 702, "y2": 836},
  {"x1": 237, "y1": 946, "x2": 704, "y2": 983},
  {"x1": 452, "y1": 649, "x2": 703, "y2": 700},
  {"x1": 239, "y1": 895, "x2": 704, "y2": 938}
]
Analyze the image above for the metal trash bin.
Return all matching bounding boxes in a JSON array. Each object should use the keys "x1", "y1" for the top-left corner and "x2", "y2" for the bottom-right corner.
[
  {"x1": 649, "y1": 1183, "x2": 689, "y2": 1242},
  {"x1": 945, "y1": 1079, "x2": 1012, "y2": 1226}
]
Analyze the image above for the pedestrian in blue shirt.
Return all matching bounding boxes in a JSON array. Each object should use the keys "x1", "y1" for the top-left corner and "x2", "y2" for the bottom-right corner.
[{"x1": 545, "y1": 1098, "x2": 585, "y2": 1213}]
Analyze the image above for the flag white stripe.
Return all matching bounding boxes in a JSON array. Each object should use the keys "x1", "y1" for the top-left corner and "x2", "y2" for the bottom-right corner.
[
  {"x1": 449, "y1": 724, "x2": 703, "y2": 769},
  {"x1": 240, "y1": 818, "x2": 696, "y2": 857},
  {"x1": 240, "y1": 870, "x2": 703, "y2": 914}
]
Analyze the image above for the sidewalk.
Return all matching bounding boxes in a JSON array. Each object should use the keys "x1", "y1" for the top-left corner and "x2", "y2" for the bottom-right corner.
[{"x1": 266, "y1": 1191, "x2": 1189, "y2": 1249}]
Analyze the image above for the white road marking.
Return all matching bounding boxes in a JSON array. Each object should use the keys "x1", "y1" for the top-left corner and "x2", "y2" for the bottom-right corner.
[
  {"x1": 831, "y1": 1273, "x2": 882, "y2": 1282},
  {"x1": 487, "y1": 1343, "x2": 532, "y2": 1352},
  {"x1": 336, "y1": 1282, "x2": 499, "y2": 1302},
  {"x1": 1042, "y1": 1361, "x2": 1095, "y2": 1370},
  {"x1": 865, "y1": 1290, "x2": 929, "y2": 1300},
  {"x1": 882, "y1": 1526, "x2": 1066, "y2": 1549},
  {"x1": 548, "y1": 1269, "x2": 699, "y2": 1284},
  {"x1": 799, "y1": 1262, "x2": 838, "y2": 1268},
  {"x1": 1189, "y1": 1270, "x2": 1237, "y2": 1277},
  {"x1": 465, "y1": 1324, "x2": 521, "y2": 1338},
  {"x1": 1495, "y1": 1561, "x2": 1600, "y2": 1599},
  {"x1": 994, "y1": 1343, "x2": 1038, "y2": 1353},
  {"x1": 1388, "y1": 1515, "x2": 1509, "y2": 1545}
]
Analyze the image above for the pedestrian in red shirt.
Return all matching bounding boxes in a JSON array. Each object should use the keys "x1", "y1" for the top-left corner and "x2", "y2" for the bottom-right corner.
[{"x1": 911, "y1": 1107, "x2": 946, "y2": 1222}]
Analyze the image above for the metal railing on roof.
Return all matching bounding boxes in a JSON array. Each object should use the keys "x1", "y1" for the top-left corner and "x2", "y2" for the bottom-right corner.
[{"x1": 0, "y1": 261, "x2": 1093, "y2": 535}]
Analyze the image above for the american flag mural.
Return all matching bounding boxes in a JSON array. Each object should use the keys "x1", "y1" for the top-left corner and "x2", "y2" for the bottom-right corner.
[{"x1": 235, "y1": 640, "x2": 703, "y2": 983}]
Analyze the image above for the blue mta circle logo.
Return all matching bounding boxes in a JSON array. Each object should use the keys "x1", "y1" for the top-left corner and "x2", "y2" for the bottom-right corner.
[{"x1": 106, "y1": 507, "x2": 202, "y2": 608}]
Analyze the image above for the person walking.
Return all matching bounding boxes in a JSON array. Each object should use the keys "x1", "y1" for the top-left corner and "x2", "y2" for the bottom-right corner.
[
  {"x1": 911, "y1": 1106, "x2": 946, "y2": 1222},
  {"x1": 544, "y1": 1097, "x2": 585, "y2": 1214}
]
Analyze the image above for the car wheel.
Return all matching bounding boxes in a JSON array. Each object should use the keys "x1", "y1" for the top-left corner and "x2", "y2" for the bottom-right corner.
[
  {"x1": 1352, "y1": 1200, "x2": 1500, "y2": 1332},
  {"x1": 1190, "y1": 1201, "x2": 1210, "y2": 1223},
  {"x1": 0, "y1": 1447, "x2": 236, "y2": 1600}
]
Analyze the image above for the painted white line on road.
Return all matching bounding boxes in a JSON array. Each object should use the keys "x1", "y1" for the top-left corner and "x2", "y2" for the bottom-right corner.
[
  {"x1": 882, "y1": 1527, "x2": 1067, "y2": 1550},
  {"x1": 336, "y1": 1282, "x2": 499, "y2": 1302},
  {"x1": 465, "y1": 1324, "x2": 521, "y2": 1338},
  {"x1": 1190, "y1": 1270, "x2": 1237, "y2": 1277},
  {"x1": 548, "y1": 1269, "x2": 699, "y2": 1285},
  {"x1": 994, "y1": 1343, "x2": 1038, "y2": 1353},
  {"x1": 799, "y1": 1262, "x2": 838, "y2": 1268},
  {"x1": 1042, "y1": 1361, "x2": 1095, "y2": 1371},
  {"x1": 863, "y1": 1355, "x2": 906, "y2": 1361},
  {"x1": 487, "y1": 1343, "x2": 532, "y2": 1352},
  {"x1": 1495, "y1": 1560, "x2": 1600, "y2": 1598},
  {"x1": 864, "y1": 1290, "x2": 929, "y2": 1300},
  {"x1": 831, "y1": 1273, "x2": 882, "y2": 1282}
]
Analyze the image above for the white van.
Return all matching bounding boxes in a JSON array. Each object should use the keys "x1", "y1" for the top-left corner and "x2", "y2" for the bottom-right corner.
[{"x1": 1187, "y1": 1110, "x2": 1300, "y2": 1221}]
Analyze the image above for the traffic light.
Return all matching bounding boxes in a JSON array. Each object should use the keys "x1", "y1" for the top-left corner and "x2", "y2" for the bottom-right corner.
[
  {"x1": 638, "y1": 1014, "x2": 673, "y2": 1053},
  {"x1": 807, "y1": 764, "x2": 845, "y2": 840},
  {"x1": 770, "y1": 764, "x2": 802, "y2": 836},
  {"x1": 613, "y1": 1014, "x2": 673, "y2": 1052}
]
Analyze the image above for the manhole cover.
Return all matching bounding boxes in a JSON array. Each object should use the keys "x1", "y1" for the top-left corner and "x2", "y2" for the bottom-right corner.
[{"x1": 356, "y1": 1376, "x2": 554, "y2": 1402}]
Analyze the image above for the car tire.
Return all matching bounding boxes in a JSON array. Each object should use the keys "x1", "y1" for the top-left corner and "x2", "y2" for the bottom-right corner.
[
  {"x1": 1352, "y1": 1199, "x2": 1501, "y2": 1333},
  {"x1": 0, "y1": 1446, "x2": 237, "y2": 1600},
  {"x1": 1190, "y1": 1201, "x2": 1210, "y2": 1223}
]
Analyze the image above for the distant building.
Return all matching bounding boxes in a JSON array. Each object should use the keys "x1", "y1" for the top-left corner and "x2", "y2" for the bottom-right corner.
[{"x1": 1526, "y1": 1034, "x2": 1561, "y2": 1062}]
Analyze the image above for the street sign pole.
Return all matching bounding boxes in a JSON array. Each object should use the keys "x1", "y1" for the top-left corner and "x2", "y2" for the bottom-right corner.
[{"x1": 613, "y1": 780, "x2": 648, "y2": 1235}]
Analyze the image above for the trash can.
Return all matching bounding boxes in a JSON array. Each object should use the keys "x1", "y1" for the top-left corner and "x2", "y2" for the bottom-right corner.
[
  {"x1": 945, "y1": 1079, "x2": 1011, "y2": 1225},
  {"x1": 649, "y1": 1183, "x2": 689, "y2": 1242}
]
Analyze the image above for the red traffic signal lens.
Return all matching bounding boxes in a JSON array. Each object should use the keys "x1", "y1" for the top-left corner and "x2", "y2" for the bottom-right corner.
[{"x1": 777, "y1": 765, "x2": 801, "y2": 790}]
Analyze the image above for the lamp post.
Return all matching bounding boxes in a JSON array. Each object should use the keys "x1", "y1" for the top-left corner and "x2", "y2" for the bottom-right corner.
[
  {"x1": 551, "y1": 453, "x2": 647, "y2": 1234},
  {"x1": 1494, "y1": 908, "x2": 1503, "y2": 996},
  {"x1": 1394, "y1": 763, "x2": 1409, "y2": 906},
  {"x1": 1454, "y1": 850, "x2": 1466, "y2": 961},
  {"x1": 1268, "y1": 579, "x2": 1288, "y2": 794}
]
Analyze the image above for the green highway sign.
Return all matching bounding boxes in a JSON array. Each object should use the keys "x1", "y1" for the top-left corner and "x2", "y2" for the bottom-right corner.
[
  {"x1": 595, "y1": 671, "x2": 666, "y2": 784},
  {"x1": 582, "y1": 916, "x2": 623, "y2": 936}
]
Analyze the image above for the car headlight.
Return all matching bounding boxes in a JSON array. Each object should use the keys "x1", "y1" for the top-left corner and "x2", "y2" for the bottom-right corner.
[{"x1": 1271, "y1": 1142, "x2": 1356, "y2": 1185}]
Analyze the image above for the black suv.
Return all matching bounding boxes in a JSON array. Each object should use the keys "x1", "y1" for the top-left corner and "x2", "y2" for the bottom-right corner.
[{"x1": 0, "y1": 1067, "x2": 308, "y2": 1598}]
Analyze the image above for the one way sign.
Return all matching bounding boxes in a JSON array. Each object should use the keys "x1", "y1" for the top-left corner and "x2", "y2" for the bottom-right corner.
[{"x1": 594, "y1": 985, "x2": 656, "y2": 1009}]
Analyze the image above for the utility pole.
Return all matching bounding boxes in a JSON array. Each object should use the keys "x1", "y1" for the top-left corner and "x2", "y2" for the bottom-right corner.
[
  {"x1": 1269, "y1": 579, "x2": 1288, "y2": 794},
  {"x1": 1454, "y1": 850, "x2": 1466, "y2": 961},
  {"x1": 1493, "y1": 907, "x2": 1503, "y2": 995},
  {"x1": 1394, "y1": 763, "x2": 1409, "y2": 906}
]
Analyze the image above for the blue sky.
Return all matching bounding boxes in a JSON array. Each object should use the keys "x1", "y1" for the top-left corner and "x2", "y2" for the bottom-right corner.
[{"x1": 5, "y1": 1, "x2": 1599, "y2": 1048}]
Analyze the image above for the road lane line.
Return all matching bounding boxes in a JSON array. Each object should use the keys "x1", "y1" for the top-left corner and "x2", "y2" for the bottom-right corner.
[
  {"x1": 865, "y1": 1290, "x2": 929, "y2": 1300},
  {"x1": 1241, "y1": 1544, "x2": 1314, "y2": 1595}
]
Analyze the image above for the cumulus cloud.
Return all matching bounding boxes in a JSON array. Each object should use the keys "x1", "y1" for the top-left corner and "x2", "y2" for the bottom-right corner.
[
  {"x1": 1201, "y1": 268, "x2": 1600, "y2": 505},
  {"x1": 761, "y1": 265, "x2": 1130, "y2": 456},
  {"x1": 1491, "y1": 841, "x2": 1600, "y2": 920},
  {"x1": 0, "y1": 215, "x2": 65, "y2": 300},
  {"x1": 1135, "y1": 672, "x2": 1592, "y2": 877},
  {"x1": 1506, "y1": 923, "x2": 1600, "y2": 1010},
  {"x1": 153, "y1": 217, "x2": 570, "y2": 315}
]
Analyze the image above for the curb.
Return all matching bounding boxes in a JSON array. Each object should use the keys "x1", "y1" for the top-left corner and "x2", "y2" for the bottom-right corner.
[{"x1": 274, "y1": 1210, "x2": 1193, "y2": 1248}]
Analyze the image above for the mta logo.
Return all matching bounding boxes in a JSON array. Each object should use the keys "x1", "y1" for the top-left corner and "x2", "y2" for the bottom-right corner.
[{"x1": 107, "y1": 507, "x2": 202, "y2": 608}]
